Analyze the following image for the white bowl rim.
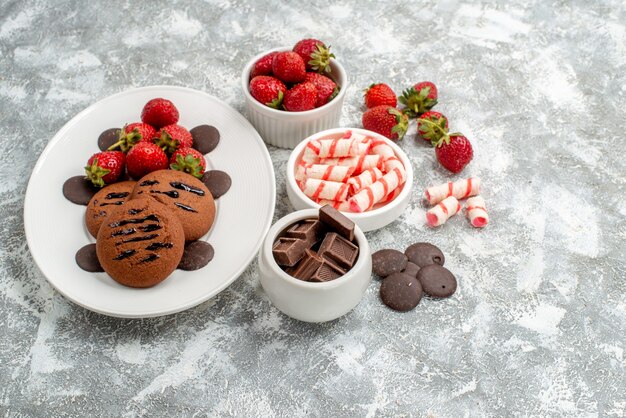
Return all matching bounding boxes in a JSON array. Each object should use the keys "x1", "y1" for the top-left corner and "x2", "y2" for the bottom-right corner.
[
  {"x1": 262, "y1": 209, "x2": 369, "y2": 290},
  {"x1": 286, "y1": 127, "x2": 414, "y2": 220},
  {"x1": 241, "y1": 46, "x2": 348, "y2": 118}
]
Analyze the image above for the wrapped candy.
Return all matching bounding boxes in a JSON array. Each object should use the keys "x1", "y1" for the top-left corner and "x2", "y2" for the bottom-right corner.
[
  {"x1": 321, "y1": 154, "x2": 383, "y2": 175},
  {"x1": 297, "y1": 164, "x2": 355, "y2": 183},
  {"x1": 370, "y1": 139, "x2": 395, "y2": 159},
  {"x1": 383, "y1": 156, "x2": 406, "y2": 182},
  {"x1": 301, "y1": 178, "x2": 349, "y2": 202},
  {"x1": 318, "y1": 138, "x2": 363, "y2": 159},
  {"x1": 465, "y1": 195, "x2": 489, "y2": 228},
  {"x1": 426, "y1": 196, "x2": 461, "y2": 227},
  {"x1": 347, "y1": 167, "x2": 383, "y2": 194},
  {"x1": 424, "y1": 177, "x2": 481, "y2": 205},
  {"x1": 379, "y1": 186, "x2": 402, "y2": 204},
  {"x1": 302, "y1": 140, "x2": 321, "y2": 164},
  {"x1": 349, "y1": 167, "x2": 406, "y2": 212}
]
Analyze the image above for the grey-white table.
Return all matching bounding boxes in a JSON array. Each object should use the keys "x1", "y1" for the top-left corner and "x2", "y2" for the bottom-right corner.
[{"x1": 1, "y1": 0, "x2": 625, "y2": 416}]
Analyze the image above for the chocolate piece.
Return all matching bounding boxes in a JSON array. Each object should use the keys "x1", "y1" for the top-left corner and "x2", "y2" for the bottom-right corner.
[
  {"x1": 201, "y1": 170, "x2": 232, "y2": 199},
  {"x1": 401, "y1": 262, "x2": 420, "y2": 278},
  {"x1": 284, "y1": 219, "x2": 325, "y2": 243},
  {"x1": 63, "y1": 175, "x2": 98, "y2": 205},
  {"x1": 309, "y1": 258, "x2": 346, "y2": 282},
  {"x1": 75, "y1": 244, "x2": 104, "y2": 272},
  {"x1": 317, "y1": 232, "x2": 359, "y2": 270},
  {"x1": 404, "y1": 242, "x2": 445, "y2": 267},
  {"x1": 372, "y1": 249, "x2": 407, "y2": 278},
  {"x1": 190, "y1": 125, "x2": 220, "y2": 154},
  {"x1": 319, "y1": 204, "x2": 355, "y2": 241},
  {"x1": 178, "y1": 241, "x2": 214, "y2": 271},
  {"x1": 380, "y1": 273, "x2": 423, "y2": 311},
  {"x1": 286, "y1": 249, "x2": 324, "y2": 281},
  {"x1": 98, "y1": 128, "x2": 121, "y2": 151},
  {"x1": 272, "y1": 237, "x2": 308, "y2": 267},
  {"x1": 417, "y1": 265, "x2": 457, "y2": 298}
]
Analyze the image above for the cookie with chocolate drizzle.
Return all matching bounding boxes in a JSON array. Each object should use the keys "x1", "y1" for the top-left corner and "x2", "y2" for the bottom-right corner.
[{"x1": 85, "y1": 180, "x2": 136, "y2": 238}]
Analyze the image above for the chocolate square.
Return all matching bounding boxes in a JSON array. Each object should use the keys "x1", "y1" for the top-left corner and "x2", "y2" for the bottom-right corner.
[
  {"x1": 309, "y1": 259, "x2": 347, "y2": 282},
  {"x1": 272, "y1": 237, "x2": 308, "y2": 267},
  {"x1": 317, "y1": 232, "x2": 359, "y2": 270},
  {"x1": 284, "y1": 219, "x2": 325, "y2": 242},
  {"x1": 319, "y1": 204, "x2": 355, "y2": 241},
  {"x1": 285, "y1": 249, "x2": 324, "y2": 281}
]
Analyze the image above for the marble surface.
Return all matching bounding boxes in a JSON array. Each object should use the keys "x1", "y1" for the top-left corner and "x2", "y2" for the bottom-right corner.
[{"x1": 1, "y1": 0, "x2": 625, "y2": 416}]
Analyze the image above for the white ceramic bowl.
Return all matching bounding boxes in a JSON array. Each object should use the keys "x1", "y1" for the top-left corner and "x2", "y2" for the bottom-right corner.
[
  {"x1": 241, "y1": 47, "x2": 348, "y2": 149},
  {"x1": 258, "y1": 209, "x2": 372, "y2": 323},
  {"x1": 286, "y1": 128, "x2": 413, "y2": 232}
]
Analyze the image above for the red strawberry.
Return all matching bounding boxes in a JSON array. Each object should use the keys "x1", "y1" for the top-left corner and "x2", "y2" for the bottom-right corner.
[
  {"x1": 362, "y1": 105, "x2": 409, "y2": 140},
  {"x1": 364, "y1": 83, "x2": 397, "y2": 108},
  {"x1": 108, "y1": 123, "x2": 156, "y2": 153},
  {"x1": 283, "y1": 82, "x2": 318, "y2": 112},
  {"x1": 417, "y1": 111, "x2": 449, "y2": 143},
  {"x1": 155, "y1": 124, "x2": 193, "y2": 155},
  {"x1": 304, "y1": 73, "x2": 338, "y2": 107},
  {"x1": 434, "y1": 134, "x2": 473, "y2": 173},
  {"x1": 169, "y1": 147, "x2": 206, "y2": 178},
  {"x1": 84, "y1": 151, "x2": 125, "y2": 187},
  {"x1": 141, "y1": 98, "x2": 179, "y2": 129},
  {"x1": 250, "y1": 51, "x2": 278, "y2": 78},
  {"x1": 293, "y1": 39, "x2": 334, "y2": 73},
  {"x1": 126, "y1": 142, "x2": 169, "y2": 179},
  {"x1": 399, "y1": 81, "x2": 438, "y2": 117},
  {"x1": 249, "y1": 75, "x2": 287, "y2": 109},
  {"x1": 272, "y1": 51, "x2": 306, "y2": 83}
]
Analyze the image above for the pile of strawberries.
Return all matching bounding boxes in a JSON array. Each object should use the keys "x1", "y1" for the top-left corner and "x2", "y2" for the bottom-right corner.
[
  {"x1": 361, "y1": 82, "x2": 473, "y2": 174},
  {"x1": 248, "y1": 38, "x2": 339, "y2": 112},
  {"x1": 84, "y1": 99, "x2": 206, "y2": 188}
]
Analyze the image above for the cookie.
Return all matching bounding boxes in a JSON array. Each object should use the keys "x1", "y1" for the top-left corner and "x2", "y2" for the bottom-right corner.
[
  {"x1": 380, "y1": 273, "x2": 423, "y2": 312},
  {"x1": 372, "y1": 249, "x2": 407, "y2": 278},
  {"x1": 417, "y1": 264, "x2": 457, "y2": 298},
  {"x1": 131, "y1": 170, "x2": 216, "y2": 241},
  {"x1": 85, "y1": 180, "x2": 136, "y2": 238},
  {"x1": 96, "y1": 197, "x2": 185, "y2": 288},
  {"x1": 404, "y1": 242, "x2": 445, "y2": 267}
]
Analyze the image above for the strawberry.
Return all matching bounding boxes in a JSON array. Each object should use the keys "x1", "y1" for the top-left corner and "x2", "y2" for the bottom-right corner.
[
  {"x1": 154, "y1": 124, "x2": 193, "y2": 155},
  {"x1": 417, "y1": 111, "x2": 449, "y2": 143},
  {"x1": 272, "y1": 51, "x2": 306, "y2": 84},
  {"x1": 361, "y1": 105, "x2": 409, "y2": 140},
  {"x1": 108, "y1": 122, "x2": 156, "y2": 153},
  {"x1": 126, "y1": 142, "x2": 169, "y2": 179},
  {"x1": 141, "y1": 98, "x2": 179, "y2": 129},
  {"x1": 170, "y1": 147, "x2": 206, "y2": 178},
  {"x1": 249, "y1": 75, "x2": 287, "y2": 109},
  {"x1": 293, "y1": 38, "x2": 334, "y2": 73},
  {"x1": 304, "y1": 73, "x2": 338, "y2": 108},
  {"x1": 434, "y1": 134, "x2": 473, "y2": 173},
  {"x1": 364, "y1": 83, "x2": 397, "y2": 108},
  {"x1": 84, "y1": 151, "x2": 125, "y2": 187},
  {"x1": 399, "y1": 81, "x2": 438, "y2": 117},
  {"x1": 283, "y1": 82, "x2": 318, "y2": 112},
  {"x1": 250, "y1": 51, "x2": 278, "y2": 78}
]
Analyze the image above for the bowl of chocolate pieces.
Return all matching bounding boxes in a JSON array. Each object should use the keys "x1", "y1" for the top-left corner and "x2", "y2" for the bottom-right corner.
[{"x1": 258, "y1": 205, "x2": 372, "y2": 323}]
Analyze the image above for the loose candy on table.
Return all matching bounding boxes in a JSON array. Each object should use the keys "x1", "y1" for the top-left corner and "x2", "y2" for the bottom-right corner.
[
  {"x1": 465, "y1": 195, "x2": 489, "y2": 228},
  {"x1": 425, "y1": 196, "x2": 461, "y2": 227},
  {"x1": 349, "y1": 167, "x2": 406, "y2": 213},
  {"x1": 301, "y1": 178, "x2": 349, "y2": 202},
  {"x1": 297, "y1": 164, "x2": 355, "y2": 183},
  {"x1": 347, "y1": 167, "x2": 383, "y2": 194},
  {"x1": 424, "y1": 177, "x2": 481, "y2": 205}
]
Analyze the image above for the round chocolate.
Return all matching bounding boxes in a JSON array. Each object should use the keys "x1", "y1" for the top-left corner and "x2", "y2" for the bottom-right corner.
[
  {"x1": 202, "y1": 170, "x2": 231, "y2": 199},
  {"x1": 63, "y1": 176, "x2": 97, "y2": 205},
  {"x1": 401, "y1": 261, "x2": 420, "y2": 278},
  {"x1": 417, "y1": 265, "x2": 457, "y2": 298},
  {"x1": 178, "y1": 241, "x2": 214, "y2": 271},
  {"x1": 190, "y1": 125, "x2": 220, "y2": 154},
  {"x1": 75, "y1": 244, "x2": 104, "y2": 272},
  {"x1": 380, "y1": 273, "x2": 423, "y2": 312},
  {"x1": 372, "y1": 249, "x2": 407, "y2": 278},
  {"x1": 405, "y1": 242, "x2": 445, "y2": 267},
  {"x1": 97, "y1": 128, "x2": 121, "y2": 151}
]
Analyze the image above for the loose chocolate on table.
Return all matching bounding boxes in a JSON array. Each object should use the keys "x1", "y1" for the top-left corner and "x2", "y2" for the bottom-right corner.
[
  {"x1": 201, "y1": 170, "x2": 231, "y2": 199},
  {"x1": 417, "y1": 264, "x2": 457, "y2": 298},
  {"x1": 401, "y1": 262, "x2": 420, "y2": 279},
  {"x1": 404, "y1": 242, "x2": 445, "y2": 268},
  {"x1": 309, "y1": 258, "x2": 346, "y2": 282},
  {"x1": 318, "y1": 232, "x2": 359, "y2": 270},
  {"x1": 178, "y1": 241, "x2": 214, "y2": 271},
  {"x1": 97, "y1": 128, "x2": 121, "y2": 151},
  {"x1": 75, "y1": 244, "x2": 104, "y2": 272},
  {"x1": 380, "y1": 273, "x2": 423, "y2": 312},
  {"x1": 190, "y1": 125, "x2": 220, "y2": 154},
  {"x1": 285, "y1": 249, "x2": 323, "y2": 281},
  {"x1": 63, "y1": 175, "x2": 98, "y2": 205},
  {"x1": 372, "y1": 249, "x2": 408, "y2": 278},
  {"x1": 319, "y1": 204, "x2": 355, "y2": 241},
  {"x1": 272, "y1": 237, "x2": 308, "y2": 267}
]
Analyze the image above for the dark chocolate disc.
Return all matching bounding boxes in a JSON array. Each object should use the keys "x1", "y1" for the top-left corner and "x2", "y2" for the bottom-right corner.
[
  {"x1": 98, "y1": 128, "x2": 121, "y2": 151},
  {"x1": 401, "y1": 261, "x2": 420, "y2": 278},
  {"x1": 404, "y1": 242, "x2": 445, "y2": 267},
  {"x1": 63, "y1": 176, "x2": 98, "y2": 205},
  {"x1": 178, "y1": 241, "x2": 214, "y2": 271},
  {"x1": 417, "y1": 264, "x2": 457, "y2": 298},
  {"x1": 191, "y1": 125, "x2": 220, "y2": 154},
  {"x1": 380, "y1": 273, "x2": 422, "y2": 311},
  {"x1": 372, "y1": 249, "x2": 407, "y2": 278},
  {"x1": 75, "y1": 244, "x2": 104, "y2": 272},
  {"x1": 201, "y1": 170, "x2": 231, "y2": 199}
]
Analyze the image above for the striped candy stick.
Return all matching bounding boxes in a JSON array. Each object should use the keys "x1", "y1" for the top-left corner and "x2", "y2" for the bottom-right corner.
[
  {"x1": 424, "y1": 177, "x2": 481, "y2": 205},
  {"x1": 348, "y1": 167, "x2": 405, "y2": 212},
  {"x1": 318, "y1": 138, "x2": 362, "y2": 158},
  {"x1": 426, "y1": 196, "x2": 461, "y2": 227},
  {"x1": 379, "y1": 186, "x2": 402, "y2": 204},
  {"x1": 302, "y1": 164, "x2": 355, "y2": 183},
  {"x1": 347, "y1": 167, "x2": 384, "y2": 194},
  {"x1": 301, "y1": 178, "x2": 350, "y2": 202},
  {"x1": 465, "y1": 195, "x2": 489, "y2": 228},
  {"x1": 321, "y1": 154, "x2": 383, "y2": 175},
  {"x1": 370, "y1": 139, "x2": 395, "y2": 159},
  {"x1": 302, "y1": 139, "x2": 321, "y2": 164}
]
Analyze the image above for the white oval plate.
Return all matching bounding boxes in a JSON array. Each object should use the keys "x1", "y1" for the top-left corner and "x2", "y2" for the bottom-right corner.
[{"x1": 24, "y1": 86, "x2": 276, "y2": 318}]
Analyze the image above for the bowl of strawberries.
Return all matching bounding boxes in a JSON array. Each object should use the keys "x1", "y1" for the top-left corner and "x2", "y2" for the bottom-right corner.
[{"x1": 241, "y1": 38, "x2": 348, "y2": 149}]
